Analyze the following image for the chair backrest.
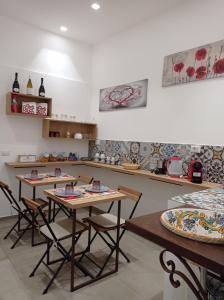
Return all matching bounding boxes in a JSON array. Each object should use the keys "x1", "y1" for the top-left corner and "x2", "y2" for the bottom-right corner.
[
  {"x1": 107, "y1": 185, "x2": 142, "y2": 221},
  {"x1": 22, "y1": 196, "x2": 58, "y2": 242},
  {"x1": 77, "y1": 174, "x2": 93, "y2": 185},
  {"x1": 117, "y1": 185, "x2": 142, "y2": 202},
  {"x1": 22, "y1": 197, "x2": 41, "y2": 212},
  {"x1": 0, "y1": 180, "x2": 21, "y2": 212}
]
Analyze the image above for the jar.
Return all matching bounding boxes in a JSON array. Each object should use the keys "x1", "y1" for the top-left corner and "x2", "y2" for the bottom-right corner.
[
  {"x1": 100, "y1": 153, "x2": 105, "y2": 163},
  {"x1": 94, "y1": 153, "x2": 100, "y2": 162}
]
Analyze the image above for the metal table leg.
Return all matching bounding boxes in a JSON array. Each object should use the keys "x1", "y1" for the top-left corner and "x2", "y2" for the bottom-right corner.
[
  {"x1": 70, "y1": 200, "x2": 122, "y2": 292},
  {"x1": 19, "y1": 181, "x2": 22, "y2": 201},
  {"x1": 71, "y1": 209, "x2": 76, "y2": 292},
  {"x1": 52, "y1": 184, "x2": 56, "y2": 221},
  {"x1": 115, "y1": 200, "x2": 121, "y2": 272},
  {"x1": 160, "y1": 250, "x2": 208, "y2": 300},
  {"x1": 87, "y1": 206, "x2": 92, "y2": 251},
  {"x1": 32, "y1": 186, "x2": 36, "y2": 200},
  {"x1": 200, "y1": 267, "x2": 207, "y2": 290}
]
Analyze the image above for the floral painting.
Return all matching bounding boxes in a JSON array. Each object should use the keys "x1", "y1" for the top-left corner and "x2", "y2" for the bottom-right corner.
[
  {"x1": 162, "y1": 39, "x2": 224, "y2": 87},
  {"x1": 99, "y1": 79, "x2": 148, "y2": 111}
]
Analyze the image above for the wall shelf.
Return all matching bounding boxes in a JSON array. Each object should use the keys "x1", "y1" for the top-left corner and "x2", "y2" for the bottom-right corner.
[
  {"x1": 42, "y1": 118, "x2": 97, "y2": 140},
  {"x1": 6, "y1": 92, "x2": 52, "y2": 118}
]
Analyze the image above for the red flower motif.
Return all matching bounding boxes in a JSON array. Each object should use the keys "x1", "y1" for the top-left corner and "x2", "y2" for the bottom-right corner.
[
  {"x1": 174, "y1": 62, "x2": 184, "y2": 73},
  {"x1": 186, "y1": 66, "x2": 195, "y2": 77},
  {"x1": 213, "y1": 58, "x2": 224, "y2": 74},
  {"x1": 196, "y1": 66, "x2": 207, "y2": 80},
  {"x1": 195, "y1": 48, "x2": 207, "y2": 61}
]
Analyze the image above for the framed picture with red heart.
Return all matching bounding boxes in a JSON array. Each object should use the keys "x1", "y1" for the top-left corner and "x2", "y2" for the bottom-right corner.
[{"x1": 99, "y1": 79, "x2": 148, "y2": 111}]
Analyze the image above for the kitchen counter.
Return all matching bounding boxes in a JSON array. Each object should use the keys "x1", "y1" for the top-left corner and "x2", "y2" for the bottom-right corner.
[
  {"x1": 171, "y1": 188, "x2": 224, "y2": 211},
  {"x1": 5, "y1": 160, "x2": 221, "y2": 189}
]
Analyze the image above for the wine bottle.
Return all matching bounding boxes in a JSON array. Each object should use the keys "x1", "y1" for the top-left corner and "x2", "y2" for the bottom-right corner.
[
  {"x1": 12, "y1": 72, "x2": 20, "y2": 93},
  {"x1": 11, "y1": 97, "x2": 18, "y2": 113},
  {"x1": 39, "y1": 78, "x2": 45, "y2": 97},
  {"x1": 26, "y1": 76, "x2": 33, "y2": 95}
]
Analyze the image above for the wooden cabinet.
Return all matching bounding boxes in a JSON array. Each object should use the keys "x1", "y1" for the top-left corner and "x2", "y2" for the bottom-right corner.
[
  {"x1": 42, "y1": 118, "x2": 97, "y2": 140},
  {"x1": 6, "y1": 92, "x2": 52, "y2": 118}
]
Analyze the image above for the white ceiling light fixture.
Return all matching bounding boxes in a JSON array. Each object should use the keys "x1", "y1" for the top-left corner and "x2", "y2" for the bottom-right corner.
[
  {"x1": 60, "y1": 26, "x2": 68, "y2": 32},
  {"x1": 91, "y1": 3, "x2": 100, "y2": 10}
]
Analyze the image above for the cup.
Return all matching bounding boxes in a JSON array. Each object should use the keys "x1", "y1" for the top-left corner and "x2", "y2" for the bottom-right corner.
[
  {"x1": 92, "y1": 180, "x2": 101, "y2": 191},
  {"x1": 65, "y1": 183, "x2": 74, "y2": 195},
  {"x1": 55, "y1": 168, "x2": 61, "y2": 177},
  {"x1": 31, "y1": 169, "x2": 38, "y2": 179}
]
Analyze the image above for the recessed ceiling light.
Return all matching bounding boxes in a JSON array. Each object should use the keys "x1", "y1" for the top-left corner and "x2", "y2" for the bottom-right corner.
[
  {"x1": 60, "y1": 26, "x2": 68, "y2": 32},
  {"x1": 91, "y1": 3, "x2": 100, "y2": 10}
]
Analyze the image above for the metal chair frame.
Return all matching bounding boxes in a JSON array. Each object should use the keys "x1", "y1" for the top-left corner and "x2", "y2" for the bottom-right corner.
[
  {"x1": 0, "y1": 181, "x2": 34, "y2": 249},
  {"x1": 22, "y1": 197, "x2": 90, "y2": 294},
  {"x1": 79, "y1": 185, "x2": 142, "y2": 276}
]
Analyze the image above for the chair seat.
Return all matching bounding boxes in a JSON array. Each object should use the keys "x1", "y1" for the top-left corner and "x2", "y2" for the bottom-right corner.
[
  {"x1": 40, "y1": 218, "x2": 86, "y2": 241},
  {"x1": 85, "y1": 213, "x2": 125, "y2": 229},
  {"x1": 35, "y1": 198, "x2": 48, "y2": 207}
]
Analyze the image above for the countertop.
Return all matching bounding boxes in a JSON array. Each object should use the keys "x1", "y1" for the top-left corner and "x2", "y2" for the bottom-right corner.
[
  {"x1": 171, "y1": 188, "x2": 224, "y2": 211},
  {"x1": 5, "y1": 160, "x2": 221, "y2": 189}
]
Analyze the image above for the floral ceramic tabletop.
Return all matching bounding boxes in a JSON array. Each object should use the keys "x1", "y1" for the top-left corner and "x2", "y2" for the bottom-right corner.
[{"x1": 171, "y1": 188, "x2": 224, "y2": 211}]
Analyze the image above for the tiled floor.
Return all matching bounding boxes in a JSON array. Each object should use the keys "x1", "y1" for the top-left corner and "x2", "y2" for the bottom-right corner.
[{"x1": 0, "y1": 212, "x2": 163, "y2": 300}]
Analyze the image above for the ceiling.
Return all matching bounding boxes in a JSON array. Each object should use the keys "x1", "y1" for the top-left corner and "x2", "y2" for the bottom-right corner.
[{"x1": 1, "y1": 0, "x2": 185, "y2": 44}]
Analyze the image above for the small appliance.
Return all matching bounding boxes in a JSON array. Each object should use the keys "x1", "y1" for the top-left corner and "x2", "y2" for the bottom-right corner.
[
  {"x1": 188, "y1": 160, "x2": 203, "y2": 184},
  {"x1": 167, "y1": 156, "x2": 183, "y2": 177}
]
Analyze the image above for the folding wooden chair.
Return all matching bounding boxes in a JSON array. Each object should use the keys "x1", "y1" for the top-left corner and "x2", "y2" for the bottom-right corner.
[
  {"x1": 79, "y1": 185, "x2": 142, "y2": 276},
  {"x1": 0, "y1": 181, "x2": 47, "y2": 248},
  {"x1": 22, "y1": 197, "x2": 89, "y2": 294}
]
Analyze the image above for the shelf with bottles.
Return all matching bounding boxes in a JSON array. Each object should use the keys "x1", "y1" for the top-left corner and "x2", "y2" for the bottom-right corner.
[
  {"x1": 42, "y1": 118, "x2": 97, "y2": 140},
  {"x1": 6, "y1": 92, "x2": 52, "y2": 118}
]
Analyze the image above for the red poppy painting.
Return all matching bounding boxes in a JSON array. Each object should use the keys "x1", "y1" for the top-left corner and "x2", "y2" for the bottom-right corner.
[{"x1": 162, "y1": 39, "x2": 224, "y2": 86}]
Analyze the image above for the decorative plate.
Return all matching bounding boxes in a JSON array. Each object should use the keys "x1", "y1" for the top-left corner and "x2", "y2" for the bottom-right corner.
[
  {"x1": 24, "y1": 175, "x2": 45, "y2": 180},
  {"x1": 55, "y1": 190, "x2": 82, "y2": 197},
  {"x1": 160, "y1": 208, "x2": 224, "y2": 244},
  {"x1": 47, "y1": 172, "x2": 67, "y2": 177},
  {"x1": 85, "y1": 186, "x2": 109, "y2": 193}
]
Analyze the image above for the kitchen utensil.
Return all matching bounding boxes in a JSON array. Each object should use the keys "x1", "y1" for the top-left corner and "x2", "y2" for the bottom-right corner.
[
  {"x1": 188, "y1": 160, "x2": 203, "y2": 184},
  {"x1": 167, "y1": 156, "x2": 183, "y2": 177}
]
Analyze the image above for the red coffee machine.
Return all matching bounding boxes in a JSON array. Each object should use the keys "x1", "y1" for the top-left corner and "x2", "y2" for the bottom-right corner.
[{"x1": 188, "y1": 160, "x2": 203, "y2": 184}]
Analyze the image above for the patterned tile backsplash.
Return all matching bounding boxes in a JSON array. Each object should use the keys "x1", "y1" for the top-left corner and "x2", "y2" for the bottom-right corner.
[{"x1": 88, "y1": 140, "x2": 224, "y2": 183}]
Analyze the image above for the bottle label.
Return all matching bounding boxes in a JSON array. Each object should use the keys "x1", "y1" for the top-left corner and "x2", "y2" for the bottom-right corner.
[
  {"x1": 27, "y1": 88, "x2": 33, "y2": 95},
  {"x1": 39, "y1": 92, "x2": 45, "y2": 97},
  {"x1": 13, "y1": 88, "x2": 19, "y2": 93},
  {"x1": 193, "y1": 172, "x2": 201, "y2": 177}
]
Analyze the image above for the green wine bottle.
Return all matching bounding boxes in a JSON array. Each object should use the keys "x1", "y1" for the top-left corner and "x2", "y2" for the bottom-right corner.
[{"x1": 26, "y1": 76, "x2": 33, "y2": 95}]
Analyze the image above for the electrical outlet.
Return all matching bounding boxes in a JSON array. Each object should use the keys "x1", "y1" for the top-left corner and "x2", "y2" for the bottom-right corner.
[
  {"x1": 0, "y1": 151, "x2": 10, "y2": 156},
  {"x1": 190, "y1": 145, "x2": 201, "y2": 154}
]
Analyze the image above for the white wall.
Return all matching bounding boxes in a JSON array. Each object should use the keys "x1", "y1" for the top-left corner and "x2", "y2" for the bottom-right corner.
[
  {"x1": 0, "y1": 16, "x2": 92, "y2": 217},
  {"x1": 91, "y1": 0, "x2": 224, "y2": 146}
]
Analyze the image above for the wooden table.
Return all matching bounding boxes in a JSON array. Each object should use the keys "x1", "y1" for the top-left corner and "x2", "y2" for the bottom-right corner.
[
  {"x1": 15, "y1": 173, "x2": 78, "y2": 246},
  {"x1": 44, "y1": 185, "x2": 127, "y2": 292},
  {"x1": 16, "y1": 173, "x2": 77, "y2": 200},
  {"x1": 126, "y1": 208, "x2": 224, "y2": 300}
]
